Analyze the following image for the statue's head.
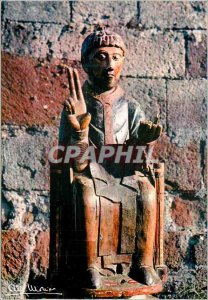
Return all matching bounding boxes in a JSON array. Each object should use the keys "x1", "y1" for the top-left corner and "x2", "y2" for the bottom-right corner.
[{"x1": 81, "y1": 26, "x2": 126, "y2": 92}]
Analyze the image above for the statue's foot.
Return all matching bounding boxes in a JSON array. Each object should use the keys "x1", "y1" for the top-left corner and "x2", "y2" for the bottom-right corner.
[
  {"x1": 131, "y1": 266, "x2": 161, "y2": 286},
  {"x1": 86, "y1": 267, "x2": 101, "y2": 289}
]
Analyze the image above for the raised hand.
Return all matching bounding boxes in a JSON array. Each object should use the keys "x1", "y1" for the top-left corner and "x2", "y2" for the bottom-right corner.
[
  {"x1": 137, "y1": 115, "x2": 162, "y2": 145},
  {"x1": 63, "y1": 66, "x2": 91, "y2": 131}
]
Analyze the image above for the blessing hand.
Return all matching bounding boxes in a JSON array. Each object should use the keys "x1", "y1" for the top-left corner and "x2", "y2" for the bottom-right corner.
[{"x1": 62, "y1": 66, "x2": 91, "y2": 131}]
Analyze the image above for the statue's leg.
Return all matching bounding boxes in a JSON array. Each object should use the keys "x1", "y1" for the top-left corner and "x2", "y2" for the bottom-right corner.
[
  {"x1": 74, "y1": 171, "x2": 101, "y2": 288},
  {"x1": 136, "y1": 174, "x2": 156, "y2": 267},
  {"x1": 134, "y1": 172, "x2": 161, "y2": 285}
]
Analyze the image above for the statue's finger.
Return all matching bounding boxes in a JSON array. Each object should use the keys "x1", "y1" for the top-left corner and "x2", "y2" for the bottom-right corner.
[
  {"x1": 80, "y1": 113, "x2": 91, "y2": 130},
  {"x1": 67, "y1": 67, "x2": 78, "y2": 102},
  {"x1": 137, "y1": 121, "x2": 147, "y2": 136},
  {"x1": 73, "y1": 68, "x2": 85, "y2": 102},
  {"x1": 139, "y1": 121, "x2": 147, "y2": 131},
  {"x1": 63, "y1": 100, "x2": 70, "y2": 108},
  {"x1": 68, "y1": 97, "x2": 76, "y2": 114},
  {"x1": 67, "y1": 115, "x2": 80, "y2": 131},
  {"x1": 137, "y1": 122, "x2": 150, "y2": 142},
  {"x1": 149, "y1": 125, "x2": 162, "y2": 141},
  {"x1": 63, "y1": 100, "x2": 73, "y2": 114},
  {"x1": 66, "y1": 103, "x2": 71, "y2": 114},
  {"x1": 68, "y1": 105, "x2": 73, "y2": 114},
  {"x1": 155, "y1": 125, "x2": 162, "y2": 138},
  {"x1": 153, "y1": 113, "x2": 160, "y2": 124},
  {"x1": 142, "y1": 122, "x2": 152, "y2": 137},
  {"x1": 150, "y1": 124, "x2": 157, "y2": 139}
]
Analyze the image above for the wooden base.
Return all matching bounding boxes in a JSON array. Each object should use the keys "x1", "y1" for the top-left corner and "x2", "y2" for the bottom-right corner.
[
  {"x1": 83, "y1": 275, "x2": 163, "y2": 298},
  {"x1": 129, "y1": 295, "x2": 157, "y2": 299}
]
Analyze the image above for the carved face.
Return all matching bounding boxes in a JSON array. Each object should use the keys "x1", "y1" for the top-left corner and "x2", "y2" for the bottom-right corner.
[{"x1": 86, "y1": 47, "x2": 124, "y2": 91}]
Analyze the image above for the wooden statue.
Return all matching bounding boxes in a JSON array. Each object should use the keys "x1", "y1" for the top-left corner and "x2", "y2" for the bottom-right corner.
[{"x1": 49, "y1": 26, "x2": 167, "y2": 298}]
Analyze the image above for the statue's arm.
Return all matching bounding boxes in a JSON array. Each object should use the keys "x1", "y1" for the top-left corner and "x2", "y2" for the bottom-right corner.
[
  {"x1": 59, "y1": 67, "x2": 91, "y2": 172},
  {"x1": 128, "y1": 100, "x2": 162, "y2": 171}
]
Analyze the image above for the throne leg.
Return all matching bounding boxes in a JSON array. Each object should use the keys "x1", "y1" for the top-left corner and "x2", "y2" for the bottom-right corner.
[{"x1": 154, "y1": 163, "x2": 168, "y2": 282}]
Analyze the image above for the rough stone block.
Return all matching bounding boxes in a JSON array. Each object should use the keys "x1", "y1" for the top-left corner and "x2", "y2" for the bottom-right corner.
[
  {"x1": 0, "y1": 21, "x2": 78, "y2": 62},
  {"x1": 2, "y1": 53, "x2": 86, "y2": 125},
  {"x1": 120, "y1": 78, "x2": 166, "y2": 126},
  {"x1": 194, "y1": 235, "x2": 207, "y2": 266},
  {"x1": 170, "y1": 196, "x2": 206, "y2": 228},
  {"x1": 167, "y1": 79, "x2": 206, "y2": 146},
  {"x1": 2, "y1": 21, "x2": 59, "y2": 58},
  {"x1": 2, "y1": 190, "x2": 49, "y2": 231},
  {"x1": 154, "y1": 135, "x2": 202, "y2": 192},
  {"x1": 2, "y1": 21, "x2": 84, "y2": 60},
  {"x1": 2, "y1": 230, "x2": 29, "y2": 282},
  {"x1": 185, "y1": 234, "x2": 207, "y2": 268},
  {"x1": 3, "y1": 1, "x2": 71, "y2": 24},
  {"x1": 195, "y1": 267, "x2": 207, "y2": 292},
  {"x1": 203, "y1": 142, "x2": 207, "y2": 188},
  {"x1": 72, "y1": 1, "x2": 136, "y2": 27},
  {"x1": 30, "y1": 231, "x2": 49, "y2": 277},
  {"x1": 159, "y1": 268, "x2": 206, "y2": 299},
  {"x1": 2, "y1": 128, "x2": 57, "y2": 191},
  {"x1": 164, "y1": 233, "x2": 205, "y2": 272},
  {"x1": 164, "y1": 231, "x2": 187, "y2": 271},
  {"x1": 139, "y1": 1, "x2": 207, "y2": 29},
  {"x1": 50, "y1": 25, "x2": 85, "y2": 60},
  {"x1": 186, "y1": 31, "x2": 207, "y2": 78},
  {"x1": 120, "y1": 29, "x2": 185, "y2": 78}
]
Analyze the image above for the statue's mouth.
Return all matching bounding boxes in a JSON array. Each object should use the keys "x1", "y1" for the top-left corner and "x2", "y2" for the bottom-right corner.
[
  {"x1": 102, "y1": 70, "x2": 115, "y2": 78},
  {"x1": 105, "y1": 72, "x2": 114, "y2": 78}
]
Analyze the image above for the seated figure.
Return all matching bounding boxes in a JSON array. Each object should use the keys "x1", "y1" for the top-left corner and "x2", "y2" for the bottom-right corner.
[{"x1": 57, "y1": 26, "x2": 164, "y2": 292}]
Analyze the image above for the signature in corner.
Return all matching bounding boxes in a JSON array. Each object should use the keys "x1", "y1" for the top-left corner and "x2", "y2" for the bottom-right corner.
[{"x1": 6, "y1": 283, "x2": 63, "y2": 296}]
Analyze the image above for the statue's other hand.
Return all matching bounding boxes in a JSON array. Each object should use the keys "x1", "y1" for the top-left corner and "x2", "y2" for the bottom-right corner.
[
  {"x1": 137, "y1": 120, "x2": 162, "y2": 145},
  {"x1": 62, "y1": 67, "x2": 91, "y2": 131}
]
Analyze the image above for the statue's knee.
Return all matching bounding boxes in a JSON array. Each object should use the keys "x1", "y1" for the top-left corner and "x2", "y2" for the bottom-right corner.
[
  {"x1": 146, "y1": 187, "x2": 156, "y2": 204},
  {"x1": 74, "y1": 175, "x2": 96, "y2": 204},
  {"x1": 83, "y1": 192, "x2": 98, "y2": 210},
  {"x1": 139, "y1": 181, "x2": 156, "y2": 207}
]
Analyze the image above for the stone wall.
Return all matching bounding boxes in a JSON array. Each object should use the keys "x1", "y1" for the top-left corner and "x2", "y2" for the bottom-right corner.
[{"x1": 1, "y1": 1, "x2": 207, "y2": 299}]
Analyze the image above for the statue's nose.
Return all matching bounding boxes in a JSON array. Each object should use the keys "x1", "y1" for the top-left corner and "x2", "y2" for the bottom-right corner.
[
  {"x1": 106, "y1": 67, "x2": 114, "y2": 72},
  {"x1": 106, "y1": 57, "x2": 115, "y2": 69}
]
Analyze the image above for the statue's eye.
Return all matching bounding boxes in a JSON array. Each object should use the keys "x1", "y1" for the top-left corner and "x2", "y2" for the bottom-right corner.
[
  {"x1": 95, "y1": 53, "x2": 107, "y2": 61},
  {"x1": 113, "y1": 54, "x2": 121, "y2": 61}
]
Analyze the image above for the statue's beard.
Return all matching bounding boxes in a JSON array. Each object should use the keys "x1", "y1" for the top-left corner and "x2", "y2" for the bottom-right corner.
[{"x1": 88, "y1": 73, "x2": 118, "y2": 93}]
